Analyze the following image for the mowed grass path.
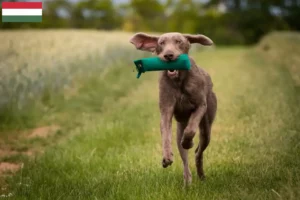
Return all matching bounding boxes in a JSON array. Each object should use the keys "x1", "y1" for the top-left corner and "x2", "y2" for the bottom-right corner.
[{"x1": 7, "y1": 47, "x2": 300, "y2": 199}]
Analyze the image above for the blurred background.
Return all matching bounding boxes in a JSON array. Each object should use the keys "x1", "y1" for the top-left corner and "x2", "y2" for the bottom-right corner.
[{"x1": 1, "y1": 0, "x2": 300, "y2": 45}]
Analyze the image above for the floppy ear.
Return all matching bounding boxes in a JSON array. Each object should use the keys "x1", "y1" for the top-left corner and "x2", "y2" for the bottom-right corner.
[
  {"x1": 129, "y1": 32, "x2": 159, "y2": 52},
  {"x1": 183, "y1": 34, "x2": 213, "y2": 46}
]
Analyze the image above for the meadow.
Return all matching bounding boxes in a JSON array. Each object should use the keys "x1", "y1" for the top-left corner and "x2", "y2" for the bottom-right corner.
[
  {"x1": 0, "y1": 30, "x2": 299, "y2": 199},
  {"x1": 0, "y1": 30, "x2": 144, "y2": 129}
]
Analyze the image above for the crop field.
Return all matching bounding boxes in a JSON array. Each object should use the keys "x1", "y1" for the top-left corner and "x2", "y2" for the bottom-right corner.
[
  {"x1": 0, "y1": 30, "x2": 299, "y2": 199},
  {"x1": 0, "y1": 30, "x2": 144, "y2": 129}
]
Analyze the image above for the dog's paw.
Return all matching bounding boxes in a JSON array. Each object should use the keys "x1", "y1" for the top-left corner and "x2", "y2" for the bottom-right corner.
[
  {"x1": 182, "y1": 127, "x2": 196, "y2": 149},
  {"x1": 196, "y1": 168, "x2": 206, "y2": 181},
  {"x1": 162, "y1": 154, "x2": 173, "y2": 168},
  {"x1": 198, "y1": 174, "x2": 206, "y2": 181},
  {"x1": 181, "y1": 136, "x2": 194, "y2": 149},
  {"x1": 183, "y1": 169, "x2": 192, "y2": 186}
]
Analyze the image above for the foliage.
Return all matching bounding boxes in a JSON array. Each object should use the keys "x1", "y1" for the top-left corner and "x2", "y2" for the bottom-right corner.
[{"x1": 1, "y1": 0, "x2": 300, "y2": 44}]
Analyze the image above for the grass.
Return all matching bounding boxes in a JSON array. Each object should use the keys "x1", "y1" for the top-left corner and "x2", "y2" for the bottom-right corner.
[
  {"x1": 0, "y1": 30, "x2": 144, "y2": 129},
  {"x1": 0, "y1": 31, "x2": 299, "y2": 199},
  {"x1": 258, "y1": 31, "x2": 300, "y2": 87}
]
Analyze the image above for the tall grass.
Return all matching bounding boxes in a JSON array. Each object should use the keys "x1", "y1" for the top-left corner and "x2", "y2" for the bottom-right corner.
[
  {"x1": 258, "y1": 31, "x2": 300, "y2": 86},
  {"x1": 0, "y1": 30, "x2": 146, "y2": 129}
]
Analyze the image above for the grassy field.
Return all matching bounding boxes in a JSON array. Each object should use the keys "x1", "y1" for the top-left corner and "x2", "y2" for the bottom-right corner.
[
  {"x1": 0, "y1": 30, "x2": 144, "y2": 129},
  {"x1": 0, "y1": 31, "x2": 299, "y2": 199}
]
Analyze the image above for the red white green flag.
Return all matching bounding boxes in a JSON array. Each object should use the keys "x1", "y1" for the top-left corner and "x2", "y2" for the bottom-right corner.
[{"x1": 2, "y1": 2, "x2": 42, "y2": 22}]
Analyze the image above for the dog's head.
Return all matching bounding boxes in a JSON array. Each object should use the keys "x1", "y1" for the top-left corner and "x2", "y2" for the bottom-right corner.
[{"x1": 129, "y1": 32, "x2": 213, "y2": 79}]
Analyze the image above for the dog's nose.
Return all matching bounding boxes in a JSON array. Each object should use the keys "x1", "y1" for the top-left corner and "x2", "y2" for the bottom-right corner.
[{"x1": 164, "y1": 53, "x2": 174, "y2": 61}]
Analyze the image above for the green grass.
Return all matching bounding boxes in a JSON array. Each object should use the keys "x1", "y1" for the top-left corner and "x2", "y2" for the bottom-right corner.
[
  {"x1": 258, "y1": 31, "x2": 300, "y2": 87},
  {"x1": 1, "y1": 31, "x2": 300, "y2": 199},
  {"x1": 0, "y1": 31, "x2": 144, "y2": 130}
]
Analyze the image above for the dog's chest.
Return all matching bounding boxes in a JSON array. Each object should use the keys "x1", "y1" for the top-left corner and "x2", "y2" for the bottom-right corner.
[{"x1": 173, "y1": 88, "x2": 196, "y2": 121}]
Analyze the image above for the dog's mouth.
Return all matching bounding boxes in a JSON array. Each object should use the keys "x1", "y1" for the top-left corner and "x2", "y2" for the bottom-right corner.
[{"x1": 167, "y1": 69, "x2": 178, "y2": 77}]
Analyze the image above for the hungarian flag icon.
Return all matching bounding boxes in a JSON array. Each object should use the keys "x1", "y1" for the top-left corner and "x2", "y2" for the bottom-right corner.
[{"x1": 2, "y1": 1, "x2": 42, "y2": 22}]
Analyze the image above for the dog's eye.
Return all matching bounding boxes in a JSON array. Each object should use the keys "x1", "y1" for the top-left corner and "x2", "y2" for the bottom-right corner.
[
  {"x1": 176, "y1": 40, "x2": 182, "y2": 44},
  {"x1": 159, "y1": 41, "x2": 165, "y2": 45}
]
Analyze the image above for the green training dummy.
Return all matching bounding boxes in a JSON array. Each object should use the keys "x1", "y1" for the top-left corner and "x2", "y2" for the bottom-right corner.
[{"x1": 133, "y1": 54, "x2": 191, "y2": 78}]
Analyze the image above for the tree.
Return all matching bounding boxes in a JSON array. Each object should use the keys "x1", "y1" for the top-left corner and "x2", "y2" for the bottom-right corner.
[
  {"x1": 167, "y1": 0, "x2": 203, "y2": 33},
  {"x1": 129, "y1": 0, "x2": 165, "y2": 31},
  {"x1": 71, "y1": 0, "x2": 119, "y2": 29}
]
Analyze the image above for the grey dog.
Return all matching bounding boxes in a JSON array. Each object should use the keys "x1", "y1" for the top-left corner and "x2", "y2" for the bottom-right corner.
[{"x1": 130, "y1": 32, "x2": 217, "y2": 185}]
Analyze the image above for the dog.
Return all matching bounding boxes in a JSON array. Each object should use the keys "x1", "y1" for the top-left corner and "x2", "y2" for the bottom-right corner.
[{"x1": 129, "y1": 32, "x2": 217, "y2": 185}]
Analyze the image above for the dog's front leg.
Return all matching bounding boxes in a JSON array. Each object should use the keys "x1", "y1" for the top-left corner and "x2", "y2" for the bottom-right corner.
[
  {"x1": 181, "y1": 100, "x2": 207, "y2": 149},
  {"x1": 160, "y1": 104, "x2": 174, "y2": 168},
  {"x1": 159, "y1": 76, "x2": 176, "y2": 168}
]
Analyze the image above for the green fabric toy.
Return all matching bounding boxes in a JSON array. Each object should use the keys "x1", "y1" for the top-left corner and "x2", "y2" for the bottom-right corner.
[{"x1": 133, "y1": 54, "x2": 191, "y2": 78}]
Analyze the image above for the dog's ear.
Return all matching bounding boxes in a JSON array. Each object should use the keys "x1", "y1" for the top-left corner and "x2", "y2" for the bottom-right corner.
[
  {"x1": 129, "y1": 32, "x2": 159, "y2": 52},
  {"x1": 183, "y1": 34, "x2": 213, "y2": 46}
]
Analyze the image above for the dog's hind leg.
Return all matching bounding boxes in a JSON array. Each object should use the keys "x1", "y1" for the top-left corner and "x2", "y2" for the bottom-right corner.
[
  {"x1": 195, "y1": 92, "x2": 217, "y2": 179},
  {"x1": 177, "y1": 122, "x2": 192, "y2": 185},
  {"x1": 195, "y1": 114, "x2": 211, "y2": 180}
]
